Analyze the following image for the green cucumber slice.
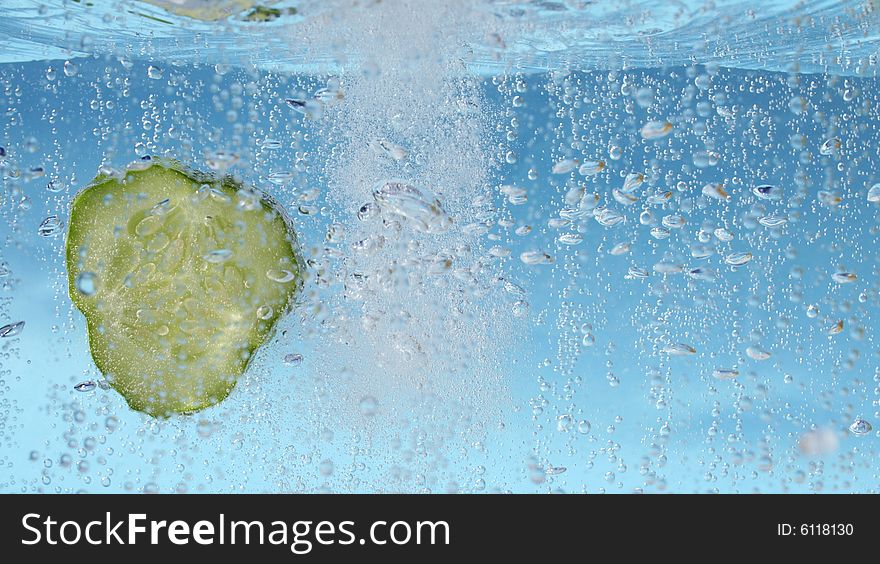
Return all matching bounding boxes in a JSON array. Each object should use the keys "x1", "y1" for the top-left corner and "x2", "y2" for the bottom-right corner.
[{"x1": 66, "y1": 158, "x2": 303, "y2": 417}]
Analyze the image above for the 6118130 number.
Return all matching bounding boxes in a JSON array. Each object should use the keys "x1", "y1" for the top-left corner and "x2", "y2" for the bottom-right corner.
[{"x1": 778, "y1": 524, "x2": 854, "y2": 536}]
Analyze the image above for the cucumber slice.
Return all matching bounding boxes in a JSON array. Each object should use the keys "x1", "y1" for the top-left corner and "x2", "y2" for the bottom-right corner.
[
  {"x1": 138, "y1": 1, "x2": 263, "y2": 22},
  {"x1": 66, "y1": 158, "x2": 303, "y2": 417}
]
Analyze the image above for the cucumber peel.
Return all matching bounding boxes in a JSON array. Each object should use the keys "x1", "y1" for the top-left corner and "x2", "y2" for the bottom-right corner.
[{"x1": 66, "y1": 158, "x2": 303, "y2": 417}]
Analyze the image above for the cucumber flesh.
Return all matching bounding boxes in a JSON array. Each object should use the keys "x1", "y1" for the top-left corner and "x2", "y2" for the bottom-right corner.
[{"x1": 66, "y1": 159, "x2": 303, "y2": 417}]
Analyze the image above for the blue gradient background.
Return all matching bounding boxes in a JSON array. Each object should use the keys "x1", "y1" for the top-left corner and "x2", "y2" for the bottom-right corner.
[{"x1": 0, "y1": 51, "x2": 878, "y2": 493}]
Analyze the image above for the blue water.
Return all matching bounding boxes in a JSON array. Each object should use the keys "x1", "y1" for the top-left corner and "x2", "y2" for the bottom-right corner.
[{"x1": 1, "y1": 1, "x2": 879, "y2": 493}]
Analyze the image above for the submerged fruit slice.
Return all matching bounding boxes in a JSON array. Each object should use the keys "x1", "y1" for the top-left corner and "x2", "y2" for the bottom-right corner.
[
  {"x1": 138, "y1": 1, "x2": 260, "y2": 22},
  {"x1": 137, "y1": 1, "x2": 296, "y2": 22},
  {"x1": 66, "y1": 158, "x2": 303, "y2": 417}
]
